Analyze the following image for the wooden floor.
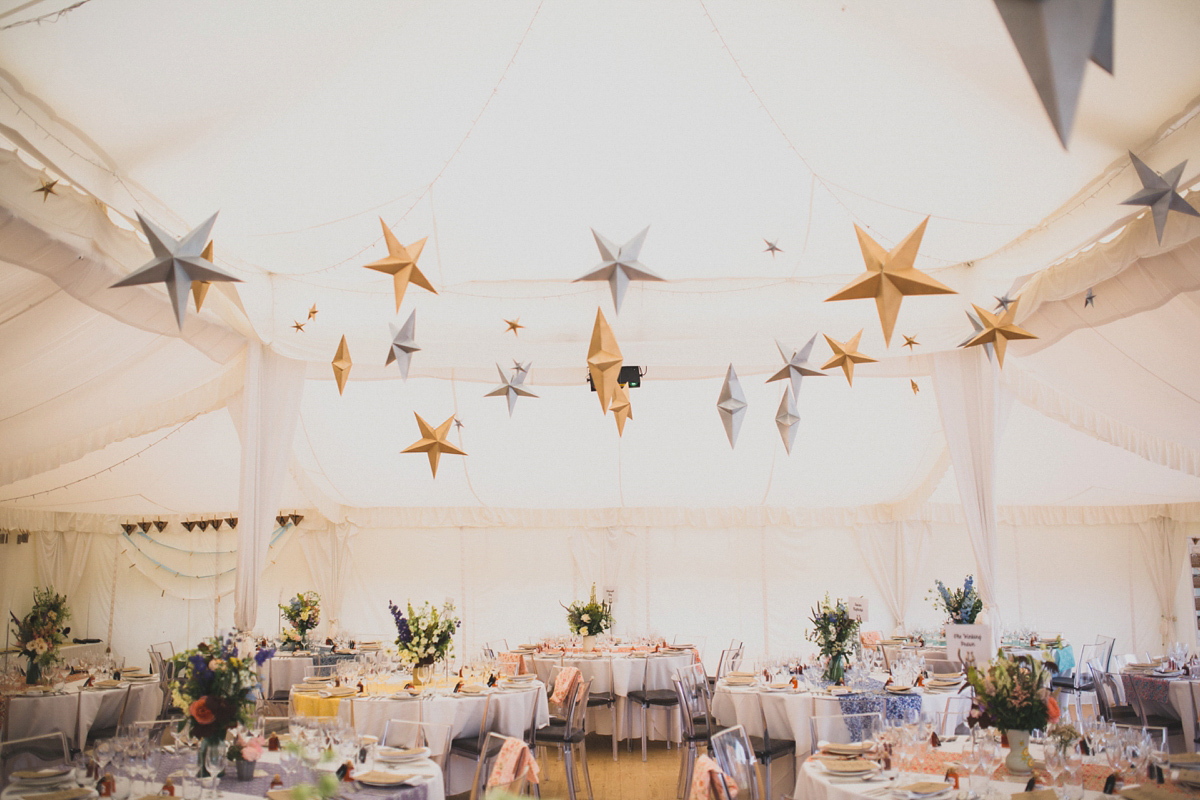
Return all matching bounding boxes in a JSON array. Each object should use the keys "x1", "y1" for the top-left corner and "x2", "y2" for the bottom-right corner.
[{"x1": 448, "y1": 733, "x2": 692, "y2": 800}]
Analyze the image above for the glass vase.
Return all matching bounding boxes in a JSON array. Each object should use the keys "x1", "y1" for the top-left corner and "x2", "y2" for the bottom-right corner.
[
  {"x1": 25, "y1": 658, "x2": 41, "y2": 686},
  {"x1": 824, "y1": 653, "x2": 845, "y2": 685}
]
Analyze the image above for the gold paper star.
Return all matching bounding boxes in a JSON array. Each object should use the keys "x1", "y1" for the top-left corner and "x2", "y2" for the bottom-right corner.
[
  {"x1": 902, "y1": 335, "x2": 919, "y2": 350},
  {"x1": 363, "y1": 218, "x2": 436, "y2": 310},
  {"x1": 587, "y1": 308, "x2": 623, "y2": 414},
  {"x1": 911, "y1": 380, "x2": 920, "y2": 395},
  {"x1": 825, "y1": 218, "x2": 955, "y2": 346},
  {"x1": 34, "y1": 178, "x2": 58, "y2": 202},
  {"x1": 308, "y1": 304, "x2": 319, "y2": 320},
  {"x1": 611, "y1": 384, "x2": 633, "y2": 436},
  {"x1": 401, "y1": 413, "x2": 467, "y2": 478},
  {"x1": 192, "y1": 241, "x2": 214, "y2": 311},
  {"x1": 961, "y1": 297, "x2": 1038, "y2": 369},
  {"x1": 331, "y1": 335, "x2": 352, "y2": 394},
  {"x1": 505, "y1": 318, "x2": 524, "y2": 336},
  {"x1": 292, "y1": 321, "x2": 306, "y2": 332},
  {"x1": 821, "y1": 330, "x2": 877, "y2": 386}
]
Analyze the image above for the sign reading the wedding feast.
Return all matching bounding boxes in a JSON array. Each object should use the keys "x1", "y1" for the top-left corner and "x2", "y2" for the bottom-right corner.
[
  {"x1": 947, "y1": 624, "x2": 991, "y2": 666},
  {"x1": 847, "y1": 596, "x2": 868, "y2": 622}
]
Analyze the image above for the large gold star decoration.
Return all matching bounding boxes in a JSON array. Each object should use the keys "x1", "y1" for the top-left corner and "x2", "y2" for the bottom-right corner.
[
  {"x1": 402, "y1": 413, "x2": 467, "y2": 478},
  {"x1": 505, "y1": 318, "x2": 524, "y2": 336},
  {"x1": 34, "y1": 178, "x2": 58, "y2": 202},
  {"x1": 821, "y1": 330, "x2": 877, "y2": 386},
  {"x1": 331, "y1": 335, "x2": 352, "y2": 394},
  {"x1": 825, "y1": 217, "x2": 955, "y2": 346},
  {"x1": 961, "y1": 297, "x2": 1038, "y2": 368},
  {"x1": 192, "y1": 241, "x2": 214, "y2": 311},
  {"x1": 611, "y1": 384, "x2": 633, "y2": 436},
  {"x1": 363, "y1": 218, "x2": 436, "y2": 310},
  {"x1": 587, "y1": 308, "x2": 624, "y2": 414}
]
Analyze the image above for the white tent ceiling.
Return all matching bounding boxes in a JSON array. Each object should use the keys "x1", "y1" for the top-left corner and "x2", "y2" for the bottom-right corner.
[{"x1": 1, "y1": 0, "x2": 1200, "y2": 520}]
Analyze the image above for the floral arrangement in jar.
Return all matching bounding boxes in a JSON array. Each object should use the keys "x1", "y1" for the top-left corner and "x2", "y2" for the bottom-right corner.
[
  {"x1": 928, "y1": 575, "x2": 983, "y2": 624},
  {"x1": 806, "y1": 594, "x2": 859, "y2": 684},
  {"x1": 8, "y1": 587, "x2": 71, "y2": 684},
  {"x1": 279, "y1": 591, "x2": 320, "y2": 649}
]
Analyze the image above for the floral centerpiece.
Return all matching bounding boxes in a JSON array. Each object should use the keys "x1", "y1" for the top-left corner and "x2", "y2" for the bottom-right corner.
[
  {"x1": 929, "y1": 575, "x2": 983, "y2": 624},
  {"x1": 169, "y1": 635, "x2": 274, "y2": 775},
  {"x1": 389, "y1": 599, "x2": 460, "y2": 684},
  {"x1": 806, "y1": 594, "x2": 860, "y2": 684},
  {"x1": 564, "y1": 583, "x2": 613, "y2": 650},
  {"x1": 8, "y1": 587, "x2": 71, "y2": 685},
  {"x1": 967, "y1": 651, "x2": 1059, "y2": 773},
  {"x1": 226, "y1": 733, "x2": 266, "y2": 780},
  {"x1": 279, "y1": 591, "x2": 320, "y2": 650}
]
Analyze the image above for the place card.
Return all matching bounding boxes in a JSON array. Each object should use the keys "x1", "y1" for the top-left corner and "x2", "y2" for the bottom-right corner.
[
  {"x1": 947, "y1": 625, "x2": 991, "y2": 666},
  {"x1": 848, "y1": 596, "x2": 868, "y2": 622}
]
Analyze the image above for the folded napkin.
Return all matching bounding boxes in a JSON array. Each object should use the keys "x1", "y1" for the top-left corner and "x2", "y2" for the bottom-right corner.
[
  {"x1": 896, "y1": 782, "x2": 957, "y2": 796},
  {"x1": 551, "y1": 667, "x2": 580, "y2": 705},
  {"x1": 318, "y1": 686, "x2": 357, "y2": 697},
  {"x1": 486, "y1": 736, "x2": 540, "y2": 789},
  {"x1": 354, "y1": 771, "x2": 416, "y2": 786},
  {"x1": 690, "y1": 754, "x2": 736, "y2": 800},
  {"x1": 1121, "y1": 786, "x2": 1181, "y2": 800},
  {"x1": 13, "y1": 789, "x2": 93, "y2": 800},
  {"x1": 497, "y1": 652, "x2": 524, "y2": 676},
  {"x1": 1170, "y1": 753, "x2": 1200, "y2": 766},
  {"x1": 93, "y1": 680, "x2": 121, "y2": 688}
]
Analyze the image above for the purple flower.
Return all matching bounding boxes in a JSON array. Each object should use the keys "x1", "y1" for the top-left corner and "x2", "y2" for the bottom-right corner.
[
  {"x1": 255, "y1": 647, "x2": 276, "y2": 666},
  {"x1": 388, "y1": 601, "x2": 412, "y2": 644}
]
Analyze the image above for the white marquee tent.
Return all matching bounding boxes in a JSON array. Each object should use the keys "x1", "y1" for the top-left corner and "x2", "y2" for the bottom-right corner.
[{"x1": 2, "y1": 0, "x2": 1200, "y2": 667}]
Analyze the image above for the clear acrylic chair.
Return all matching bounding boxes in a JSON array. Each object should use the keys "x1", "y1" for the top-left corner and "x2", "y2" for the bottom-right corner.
[
  {"x1": 752, "y1": 692, "x2": 795, "y2": 797},
  {"x1": 673, "y1": 670, "x2": 714, "y2": 800},
  {"x1": 933, "y1": 697, "x2": 973, "y2": 737},
  {"x1": 627, "y1": 656, "x2": 680, "y2": 762},
  {"x1": 674, "y1": 635, "x2": 708, "y2": 666},
  {"x1": 547, "y1": 665, "x2": 581, "y2": 724},
  {"x1": 584, "y1": 655, "x2": 620, "y2": 761},
  {"x1": 1087, "y1": 662, "x2": 1138, "y2": 724},
  {"x1": 149, "y1": 641, "x2": 175, "y2": 659},
  {"x1": 1, "y1": 732, "x2": 70, "y2": 788},
  {"x1": 1051, "y1": 643, "x2": 1100, "y2": 723},
  {"x1": 129, "y1": 719, "x2": 174, "y2": 747},
  {"x1": 810, "y1": 711, "x2": 885, "y2": 752},
  {"x1": 485, "y1": 639, "x2": 510, "y2": 655},
  {"x1": 471, "y1": 732, "x2": 534, "y2": 800},
  {"x1": 451, "y1": 694, "x2": 495, "y2": 782},
  {"x1": 709, "y1": 724, "x2": 761, "y2": 800},
  {"x1": 535, "y1": 676, "x2": 594, "y2": 800},
  {"x1": 383, "y1": 718, "x2": 452, "y2": 794}
]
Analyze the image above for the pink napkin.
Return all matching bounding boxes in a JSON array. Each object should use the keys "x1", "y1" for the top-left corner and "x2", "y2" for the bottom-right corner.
[
  {"x1": 690, "y1": 754, "x2": 736, "y2": 800},
  {"x1": 861, "y1": 631, "x2": 883, "y2": 646},
  {"x1": 486, "y1": 736, "x2": 540, "y2": 789},
  {"x1": 497, "y1": 652, "x2": 523, "y2": 676},
  {"x1": 551, "y1": 666, "x2": 581, "y2": 704}
]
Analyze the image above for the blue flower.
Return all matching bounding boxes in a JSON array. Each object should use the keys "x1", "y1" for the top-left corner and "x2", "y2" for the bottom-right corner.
[{"x1": 255, "y1": 647, "x2": 276, "y2": 666}]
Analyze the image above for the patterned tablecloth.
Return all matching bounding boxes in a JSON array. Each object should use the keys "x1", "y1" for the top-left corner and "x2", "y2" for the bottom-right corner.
[{"x1": 1122, "y1": 672, "x2": 1175, "y2": 708}]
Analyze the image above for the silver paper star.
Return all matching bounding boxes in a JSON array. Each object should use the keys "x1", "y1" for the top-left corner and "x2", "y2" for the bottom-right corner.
[
  {"x1": 1084, "y1": 288, "x2": 1096, "y2": 308},
  {"x1": 994, "y1": 294, "x2": 1014, "y2": 312},
  {"x1": 775, "y1": 387, "x2": 800, "y2": 455},
  {"x1": 960, "y1": 310, "x2": 995, "y2": 361},
  {"x1": 574, "y1": 226, "x2": 664, "y2": 314},
  {"x1": 384, "y1": 310, "x2": 420, "y2": 378},
  {"x1": 1120, "y1": 152, "x2": 1200, "y2": 244},
  {"x1": 512, "y1": 360, "x2": 529, "y2": 376},
  {"x1": 993, "y1": 0, "x2": 1114, "y2": 147},
  {"x1": 764, "y1": 239, "x2": 783, "y2": 256},
  {"x1": 485, "y1": 362, "x2": 538, "y2": 416},
  {"x1": 454, "y1": 417, "x2": 465, "y2": 430},
  {"x1": 110, "y1": 212, "x2": 240, "y2": 329},
  {"x1": 766, "y1": 335, "x2": 826, "y2": 397},
  {"x1": 716, "y1": 364, "x2": 748, "y2": 449}
]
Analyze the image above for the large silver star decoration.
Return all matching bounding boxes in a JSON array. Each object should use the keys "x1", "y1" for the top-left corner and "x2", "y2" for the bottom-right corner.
[
  {"x1": 993, "y1": 0, "x2": 1114, "y2": 147},
  {"x1": 960, "y1": 309, "x2": 994, "y2": 361},
  {"x1": 1084, "y1": 288, "x2": 1096, "y2": 308},
  {"x1": 1120, "y1": 152, "x2": 1200, "y2": 244},
  {"x1": 574, "y1": 226, "x2": 664, "y2": 314},
  {"x1": 110, "y1": 212, "x2": 240, "y2": 329},
  {"x1": 766, "y1": 335, "x2": 826, "y2": 397},
  {"x1": 775, "y1": 386, "x2": 800, "y2": 455},
  {"x1": 716, "y1": 364, "x2": 748, "y2": 449},
  {"x1": 485, "y1": 362, "x2": 538, "y2": 416},
  {"x1": 384, "y1": 310, "x2": 420, "y2": 378}
]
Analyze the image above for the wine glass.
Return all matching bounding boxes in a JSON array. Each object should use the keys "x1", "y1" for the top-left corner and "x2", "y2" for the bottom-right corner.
[
  {"x1": 1044, "y1": 742, "x2": 1066, "y2": 799},
  {"x1": 1065, "y1": 742, "x2": 1085, "y2": 800},
  {"x1": 203, "y1": 745, "x2": 225, "y2": 800}
]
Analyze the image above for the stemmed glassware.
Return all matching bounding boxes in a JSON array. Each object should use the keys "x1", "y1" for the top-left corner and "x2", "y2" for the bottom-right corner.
[
  {"x1": 203, "y1": 744, "x2": 225, "y2": 800},
  {"x1": 1044, "y1": 741, "x2": 1066, "y2": 799}
]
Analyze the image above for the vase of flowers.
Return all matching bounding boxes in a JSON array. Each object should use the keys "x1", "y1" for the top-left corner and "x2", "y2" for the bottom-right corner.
[
  {"x1": 9, "y1": 587, "x2": 71, "y2": 685},
  {"x1": 806, "y1": 594, "x2": 860, "y2": 684},
  {"x1": 929, "y1": 576, "x2": 983, "y2": 625},
  {"x1": 227, "y1": 733, "x2": 266, "y2": 781},
  {"x1": 389, "y1": 599, "x2": 460, "y2": 684},
  {"x1": 966, "y1": 651, "x2": 1060, "y2": 775},
  {"x1": 279, "y1": 591, "x2": 320, "y2": 650},
  {"x1": 169, "y1": 635, "x2": 274, "y2": 776},
  {"x1": 564, "y1": 584, "x2": 613, "y2": 648}
]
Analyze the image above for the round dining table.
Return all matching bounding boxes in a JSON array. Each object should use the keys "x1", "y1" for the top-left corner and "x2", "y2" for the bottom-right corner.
[{"x1": 2, "y1": 677, "x2": 163, "y2": 748}]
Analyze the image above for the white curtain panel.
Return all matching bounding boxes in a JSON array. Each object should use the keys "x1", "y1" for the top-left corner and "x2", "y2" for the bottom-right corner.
[
  {"x1": 855, "y1": 520, "x2": 930, "y2": 635},
  {"x1": 1136, "y1": 516, "x2": 1189, "y2": 650},
  {"x1": 232, "y1": 341, "x2": 306, "y2": 630},
  {"x1": 297, "y1": 520, "x2": 358, "y2": 638},
  {"x1": 34, "y1": 530, "x2": 93, "y2": 605}
]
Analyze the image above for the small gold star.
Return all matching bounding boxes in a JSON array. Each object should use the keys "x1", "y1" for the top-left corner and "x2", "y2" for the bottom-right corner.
[
  {"x1": 34, "y1": 179, "x2": 58, "y2": 202},
  {"x1": 902, "y1": 335, "x2": 919, "y2": 350},
  {"x1": 308, "y1": 304, "x2": 319, "y2": 320},
  {"x1": 292, "y1": 320, "x2": 306, "y2": 332},
  {"x1": 505, "y1": 318, "x2": 524, "y2": 336},
  {"x1": 820, "y1": 330, "x2": 877, "y2": 387},
  {"x1": 911, "y1": 380, "x2": 919, "y2": 395}
]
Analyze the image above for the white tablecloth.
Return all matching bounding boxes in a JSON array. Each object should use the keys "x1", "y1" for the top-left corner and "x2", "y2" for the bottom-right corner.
[
  {"x1": 4, "y1": 680, "x2": 162, "y2": 747},
  {"x1": 528, "y1": 651, "x2": 694, "y2": 741},
  {"x1": 266, "y1": 656, "x2": 314, "y2": 697}
]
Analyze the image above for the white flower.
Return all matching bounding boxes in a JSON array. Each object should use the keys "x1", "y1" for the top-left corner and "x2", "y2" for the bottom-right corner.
[
  {"x1": 31, "y1": 638, "x2": 48, "y2": 655},
  {"x1": 578, "y1": 627, "x2": 587, "y2": 636},
  {"x1": 581, "y1": 614, "x2": 591, "y2": 623}
]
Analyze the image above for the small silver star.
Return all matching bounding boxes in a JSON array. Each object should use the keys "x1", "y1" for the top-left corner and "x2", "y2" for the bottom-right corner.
[
  {"x1": 994, "y1": 294, "x2": 1014, "y2": 312},
  {"x1": 763, "y1": 239, "x2": 783, "y2": 256},
  {"x1": 1084, "y1": 288, "x2": 1095, "y2": 308}
]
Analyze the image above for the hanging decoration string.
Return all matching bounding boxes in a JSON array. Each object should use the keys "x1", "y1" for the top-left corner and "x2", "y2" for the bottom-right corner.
[
  {"x1": 0, "y1": 0, "x2": 94, "y2": 31},
  {"x1": 449, "y1": 370, "x2": 489, "y2": 507},
  {"x1": 120, "y1": 524, "x2": 290, "y2": 580},
  {"x1": 0, "y1": 418, "x2": 196, "y2": 503}
]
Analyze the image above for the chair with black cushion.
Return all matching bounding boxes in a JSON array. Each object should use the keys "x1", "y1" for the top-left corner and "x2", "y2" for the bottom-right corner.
[
  {"x1": 1, "y1": 732, "x2": 70, "y2": 789},
  {"x1": 627, "y1": 656, "x2": 681, "y2": 762},
  {"x1": 384, "y1": 718, "x2": 453, "y2": 795},
  {"x1": 1088, "y1": 662, "x2": 1138, "y2": 724},
  {"x1": 584, "y1": 656, "x2": 620, "y2": 762},
  {"x1": 1125, "y1": 674, "x2": 1185, "y2": 740},
  {"x1": 709, "y1": 647, "x2": 743, "y2": 692},
  {"x1": 672, "y1": 671, "x2": 713, "y2": 800},
  {"x1": 470, "y1": 732, "x2": 533, "y2": 800},
  {"x1": 535, "y1": 677, "x2": 594, "y2": 800},
  {"x1": 1094, "y1": 635, "x2": 1116, "y2": 672},
  {"x1": 1051, "y1": 643, "x2": 1100, "y2": 723},
  {"x1": 754, "y1": 693, "x2": 796, "y2": 797},
  {"x1": 450, "y1": 694, "x2": 495, "y2": 783},
  {"x1": 709, "y1": 725, "x2": 761, "y2": 800}
]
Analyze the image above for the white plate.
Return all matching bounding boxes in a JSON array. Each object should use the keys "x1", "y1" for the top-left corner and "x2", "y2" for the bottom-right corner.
[
  {"x1": 10, "y1": 774, "x2": 76, "y2": 788},
  {"x1": 376, "y1": 745, "x2": 430, "y2": 762}
]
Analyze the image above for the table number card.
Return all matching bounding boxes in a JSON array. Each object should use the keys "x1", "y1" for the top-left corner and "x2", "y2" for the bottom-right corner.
[
  {"x1": 947, "y1": 624, "x2": 991, "y2": 667},
  {"x1": 848, "y1": 596, "x2": 868, "y2": 622}
]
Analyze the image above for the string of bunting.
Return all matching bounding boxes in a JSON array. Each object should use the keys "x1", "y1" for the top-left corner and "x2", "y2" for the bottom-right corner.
[{"x1": 119, "y1": 523, "x2": 291, "y2": 580}]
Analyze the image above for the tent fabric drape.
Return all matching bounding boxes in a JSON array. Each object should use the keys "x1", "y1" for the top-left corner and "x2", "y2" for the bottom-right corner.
[
  {"x1": 233, "y1": 342, "x2": 306, "y2": 631},
  {"x1": 1137, "y1": 516, "x2": 1190, "y2": 650},
  {"x1": 297, "y1": 520, "x2": 358, "y2": 638},
  {"x1": 931, "y1": 348, "x2": 1012, "y2": 640},
  {"x1": 34, "y1": 530, "x2": 92, "y2": 603},
  {"x1": 855, "y1": 521, "x2": 930, "y2": 634}
]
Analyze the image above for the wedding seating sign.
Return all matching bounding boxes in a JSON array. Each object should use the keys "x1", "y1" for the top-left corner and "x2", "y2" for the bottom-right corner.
[
  {"x1": 948, "y1": 624, "x2": 991, "y2": 666},
  {"x1": 848, "y1": 596, "x2": 868, "y2": 622}
]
